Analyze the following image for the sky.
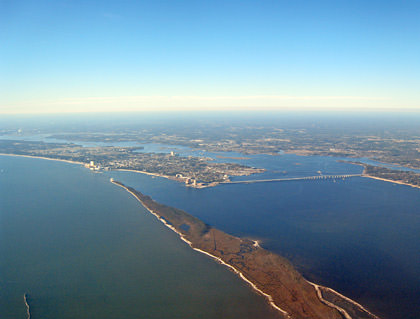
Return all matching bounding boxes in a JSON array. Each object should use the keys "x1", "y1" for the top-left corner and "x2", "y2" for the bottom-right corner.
[{"x1": 1, "y1": 0, "x2": 420, "y2": 114}]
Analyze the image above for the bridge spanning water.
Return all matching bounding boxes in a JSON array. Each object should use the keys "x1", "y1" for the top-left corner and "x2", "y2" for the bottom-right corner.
[{"x1": 223, "y1": 174, "x2": 362, "y2": 185}]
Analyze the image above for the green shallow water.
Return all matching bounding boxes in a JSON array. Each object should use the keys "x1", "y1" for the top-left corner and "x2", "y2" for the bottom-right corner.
[{"x1": 0, "y1": 155, "x2": 281, "y2": 319}]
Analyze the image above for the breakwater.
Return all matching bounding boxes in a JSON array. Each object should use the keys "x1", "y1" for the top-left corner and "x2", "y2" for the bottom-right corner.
[{"x1": 23, "y1": 293, "x2": 31, "y2": 319}]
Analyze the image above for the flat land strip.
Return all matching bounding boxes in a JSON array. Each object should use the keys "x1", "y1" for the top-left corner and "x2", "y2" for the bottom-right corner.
[{"x1": 114, "y1": 181, "x2": 379, "y2": 319}]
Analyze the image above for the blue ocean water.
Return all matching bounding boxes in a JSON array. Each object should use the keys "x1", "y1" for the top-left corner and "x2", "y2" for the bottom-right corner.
[
  {"x1": 2, "y1": 112, "x2": 420, "y2": 318},
  {"x1": 108, "y1": 154, "x2": 420, "y2": 319},
  {"x1": 0, "y1": 155, "x2": 281, "y2": 319}
]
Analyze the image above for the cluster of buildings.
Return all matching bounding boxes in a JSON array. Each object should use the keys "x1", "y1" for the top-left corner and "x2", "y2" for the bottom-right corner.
[
  {"x1": 175, "y1": 173, "x2": 197, "y2": 186},
  {"x1": 84, "y1": 161, "x2": 101, "y2": 171},
  {"x1": 185, "y1": 177, "x2": 197, "y2": 186}
]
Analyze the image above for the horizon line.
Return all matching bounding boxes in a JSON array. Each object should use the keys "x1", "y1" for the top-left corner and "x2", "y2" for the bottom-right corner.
[{"x1": 2, "y1": 107, "x2": 420, "y2": 116}]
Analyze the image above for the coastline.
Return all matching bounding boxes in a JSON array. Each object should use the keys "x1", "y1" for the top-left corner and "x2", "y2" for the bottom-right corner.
[
  {"x1": 115, "y1": 168, "x2": 171, "y2": 179},
  {"x1": 0, "y1": 153, "x2": 84, "y2": 166},
  {"x1": 308, "y1": 282, "x2": 379, "y2": 319},
  {"x1": 110, "y1": 179, "x2": 290, "y2": 318},
  {"x1": 110, "y1": 179, "x2": 378, "y2": 319},
  {"x1": 309, "y1": 283, "x2": 352, "y2": 319},
  {"x1": 286, "y1": 150, "x2": 420, "y2": 172},
  {"x1": 3, "y1": 151, "x2": 416, "y2": 196},
  {"x1": 362, "y1": 174, "x2": 420, "y2": 190},
  {"x1": 1, "y1": 152, "x2": 381, "y2": 318},
  {"x1": 114, "y1": 168, "x2": 219, "y2": 188},
  {"x1": 115, "y1": 157, "x2": 420, "y2": 190},
  {"x1": 0, "y1": 154, "x2": 216, "y2": 188},
  {"x1": 338, "y1": 160, "x2": 420, "y2": 190}
]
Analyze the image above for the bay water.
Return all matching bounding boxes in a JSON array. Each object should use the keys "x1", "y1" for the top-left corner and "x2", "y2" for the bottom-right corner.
[
  {"x1": 108, "y1": 154, "x2": 420, "y2": 319},
  {"x1": 2, "y1": 152, "x2": 419, "y2": 319},
  {"x1": 0, "y1": 155, "x2": 281, "y2": 319}
]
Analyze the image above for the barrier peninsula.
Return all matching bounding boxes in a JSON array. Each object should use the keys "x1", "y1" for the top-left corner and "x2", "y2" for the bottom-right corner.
[{"x1": 111, "y1": 180, "x2": 379, "y2": 319}]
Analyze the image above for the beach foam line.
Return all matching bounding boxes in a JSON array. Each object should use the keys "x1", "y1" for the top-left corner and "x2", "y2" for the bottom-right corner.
[
  {"x1": 0, "y1": 153, "x2": 84, "y2": 165},
  {"x1": 191, "y1": 247, "x2": 290, "y2": 317},
  {"x1": 110, "y1": 180, "x2": 291, "y2": 318},
  {"x1": 308, "y1": 283, "x2": 352, "y2": 319},
  {"x1": 111, "y1": 179, "x2": 382, "y2": 319},
  {"x1": 308, "y1": 282, "x2": 380, "y2": 319},
  {"x1": 362, "y1": 175, "x2": 420, "y2": 190}
]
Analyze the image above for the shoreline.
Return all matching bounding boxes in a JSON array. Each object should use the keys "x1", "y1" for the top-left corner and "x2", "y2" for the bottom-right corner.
[
  {"x1": 4, "y1": 151, "x2": 416, "y2": 193},
  {"x1": 110, "y1": 179, "x2": 376, "y2": 319},
  {"x1": 309, "y1": 283, "x2": 352, "y2": 319},
  {"x1": 285, "y1": 150, "x2": 420, "y2": 170},
  {"x1": 362, "y1": 174, "x2": 420, "y2": 190},
  {"x1": 338, "y1": 160, "x2": 420, "y2": 190},
  {"x1": 114, "y1": 168, "x2": 218, "y2": 188},
  {"x1": 0, "y1": 154, "x2": 216, "y2": 188},
  {"x1": 115, "y1": 168, "x2": 171, "y2": 179},
  {"x1": 110, "y1": 179, "x2": 290, "y2": 318},
  {"x1": 1, "y1": 152, "x2": 378, "y2": 318},
  {"x1": 9, "y1": 151, "x2": 418, "y2": 192},
  {"x1": 308, "y1": 282, "x2": 379, "y2": 319},
  {"x1": 0, "y1": 153, "x2": 84, "y2": 166}
]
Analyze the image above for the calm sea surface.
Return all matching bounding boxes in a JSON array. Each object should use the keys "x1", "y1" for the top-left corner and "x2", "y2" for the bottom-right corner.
[
  {"x1": 1, "y1": 151, "x2": 419, "y2": 319},
  {"x1": 107, "y1": 153, "x2": 420, "y2": 319},
  {"x1": 0, "y1": 155, "x2": 281, "y2": 319}
]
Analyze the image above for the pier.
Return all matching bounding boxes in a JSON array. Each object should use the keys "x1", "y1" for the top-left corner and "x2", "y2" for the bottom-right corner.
[{"x1": 223, "y1": 174, "x2": 362, "y2": 185}]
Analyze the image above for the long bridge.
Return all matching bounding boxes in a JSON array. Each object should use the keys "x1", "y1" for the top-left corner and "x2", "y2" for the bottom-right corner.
[{"x1": 222, "y1": 174, "x2": 362, "y2": 185}]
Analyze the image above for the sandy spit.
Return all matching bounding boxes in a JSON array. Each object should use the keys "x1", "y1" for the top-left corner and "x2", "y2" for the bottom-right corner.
[
  {"x1": 110, "y1": 180, "x2": 291, "y2": 318},
  {"x1": 362, "y1": 175, "x2": 420, "y2": 190},
  {"x1": 111, "y1": 179, "x2": 382, "y2": 319},
  {"x1": 308, "y1": 282, "x2": 379, "y2": 319}
]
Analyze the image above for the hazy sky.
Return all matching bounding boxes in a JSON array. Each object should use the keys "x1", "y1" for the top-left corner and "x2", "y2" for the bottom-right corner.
[{"x1": 1, "y1": 0, "x2": 420, "y2": 114}]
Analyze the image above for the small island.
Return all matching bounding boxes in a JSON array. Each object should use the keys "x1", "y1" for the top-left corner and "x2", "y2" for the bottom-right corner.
[{"x1": 111, "y1": 180, "x2": 379, "y2": 319}]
